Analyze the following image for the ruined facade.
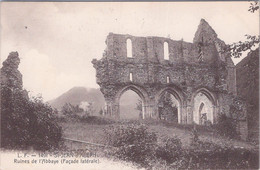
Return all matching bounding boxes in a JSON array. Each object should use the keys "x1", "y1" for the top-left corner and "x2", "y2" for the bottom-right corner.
[
  {"x1": 92, "y1": 19, "x2": 247, "y2": 139},
  {"x1": 236, "y1": 48, "x2": 259, "y2": 140}
]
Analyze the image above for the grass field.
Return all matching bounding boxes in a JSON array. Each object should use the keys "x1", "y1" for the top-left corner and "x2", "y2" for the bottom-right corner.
[{"x1": 59, "y1": 117, "x2": 257, "y2": 150}]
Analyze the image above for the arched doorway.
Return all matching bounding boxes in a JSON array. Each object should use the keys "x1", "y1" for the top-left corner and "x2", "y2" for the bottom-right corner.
[
  {"x1": 155, "y1": 87, "x2": 183, "y2": 123},
  {"x1": 115, "y1": 85, "x2": 149, "y2": 119},
  {"x1": 158, "y1": 91, "x2": 180, "y2": 122},
  {"x1": 193, "y1": 89, "x2": 216, "y2": 125},
  {"x1": 119, "y1": 89, "x2": 143, "y2": 120}
]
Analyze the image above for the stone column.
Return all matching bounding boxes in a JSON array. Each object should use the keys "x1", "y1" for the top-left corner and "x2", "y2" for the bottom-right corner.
[
  {"x1": 141, "y1": 104, "x2": 147, "y2": 119},
  {"x1": 237, "y1": 120, "x2": 248, "y2": 141},
  {"x1": 141, "y1": 104, "x2": 146, "y2": 119},
  {"x1": 142, "y1": 104, "x2": 153, "y2": 119},
  {"x1": 146, "y1": 98, "x2": 158, "y2": 119},
  {"x1": 104, "y1": 98, "x2": 119, "y2": 119},
  {"x1": 236, "y1": 107, "x2": 248, "y2": 140},
  {"x1": 212, "y1": 105, "x2": 218, "y2": 124},
  {"x1": 186, "y1": 104, "x2": 193, "y2": 124},
  {"x1": 177, "y1": 105, "x2": 181, "y2": 124}
]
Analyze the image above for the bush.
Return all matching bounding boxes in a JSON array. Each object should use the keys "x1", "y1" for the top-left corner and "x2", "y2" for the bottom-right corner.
[
  {"x1": 105, "y1": 124, "x2": 157, "y2": 167},
  {"x1": 79, "y1": 116, "x2": 114, "y2": 125},
  {"x1": 1, "y1": 86, "x2": 63, "y2": 151},
  {"x1": 190, "y1": 126, "x2": 199, "y2": 146},
  {"x1": 27, "y1": 97, "x2": 63, "y2": 150},
  {"x1": 61, "y1": 103, "x2": 84, "y2": 118},
  {"x1": 189, "y1": 125, "x2": 222, "y2": 151},
  {"x1": 1, "y1": 52, "x2": 63, "y2": 151},
  {"x1": 183, "y1": 146, "x2": 259, "y2": 169},
  {"x1": 155, "y1": 139, "x2": 259, "y2": 169},
  {"x1": 104, "y1": 122, "x2": 258, "y2": 169},
  {"x1": 215, "y1": 114, "x2": 238, "y2": 138},
  {"x1": 156, "y1": 136, "x2": 182, "y2": 163}
]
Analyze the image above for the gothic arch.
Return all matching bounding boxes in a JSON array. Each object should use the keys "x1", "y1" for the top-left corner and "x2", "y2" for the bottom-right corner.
[
  {"x1": 191, "y1": 87, "x2": 217, "y2": 105},
  {"x1": 126, "y1": 38, "x2": 133, "y2": 58},
  {"x1": 155, "y1": 87, "x2": 183, "y2": 104},
  {"x1": 114, "y1": 84, "x2": 149, "y2": 119},
  {"x1": 191, "y1": 87, "x2": 217, "y2": 124},
  {"x1": 155, "y1": 86, "x2": 184, "y2": 123},
  {"x1": 164, "y1": 41, "x2": 169, "y2": 60}
]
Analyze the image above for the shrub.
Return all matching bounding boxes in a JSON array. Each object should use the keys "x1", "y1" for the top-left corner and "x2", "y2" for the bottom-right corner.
[
  {"x1": 105, "y1": 124, "x2": 157, "y2": 167},
  {"x1": 1, "y1": 85, "x2": 63, "y2": 151},
  {"x1": 189, "y1": 125, "x2": 222, "y2": 151},
  {"x1": 61, "y1": 103, "x2": 84, "y2": 118},
  {"x1": 79, "y1": 116, "x2": 114, "y2": 125},
  {"x1": 190, "y1": 126, "x2": 199, "y2": 146},
  {"x1": 215, "y1": 113, "x2": 238, "y2": 138},
  {"x1": 156, "y1": 136, "x2": 182, "y2": 163},
  {"x1": 1, "y1": 52, "x2": 62, "y2": 150},
  {"x1": 183, "y1": 145, "x2": 259, "y2": 169},
  {"x1": 26, "y1": 97, "x2": 63, "y2": 150},
  {"x1": 154, "y1": 139, "x2": 259, "y2": 169},
  {"x1": 104, "y1": 122, "x2": 258, "y2": 169}
]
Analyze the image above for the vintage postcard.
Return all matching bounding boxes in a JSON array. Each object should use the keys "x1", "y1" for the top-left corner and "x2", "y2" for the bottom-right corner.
[{"x1": 0, "y1": 1, "x2": 259, "y2": 170}]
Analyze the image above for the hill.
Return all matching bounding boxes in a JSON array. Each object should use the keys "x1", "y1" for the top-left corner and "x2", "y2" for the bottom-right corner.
[
  {"x1": 48, "y1": 87, "x2": 140, "y2": 117},
  {"x1": 48, "y1": 87, "x2": 105, "y2": 115}
]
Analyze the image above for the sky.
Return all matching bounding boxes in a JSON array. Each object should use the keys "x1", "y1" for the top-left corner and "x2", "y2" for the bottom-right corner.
[{"x1": 1, "y1": 2, "x2": 259, "y2": 101}]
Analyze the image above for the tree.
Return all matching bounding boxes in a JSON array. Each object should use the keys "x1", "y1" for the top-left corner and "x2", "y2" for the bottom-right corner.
[
  {"x1": 61, "y1": 103, "x2": 73, "y2": 116},
  {"x1": 226, "y1": 1, "x2": 259, "y2": 140},
  {"x1": 158, "y1": 92, "x2": 178, "y2": 122},
  {"x1": 224, "y1": 2, "x2": 259, "y2": 58},
  {"x1": 248, "y1": 1, "x2": 259, "y2": 13},
  {"x1": 61, "y1": 103, "x2": 84, "y2": 118},
  {"x1": 1, "y1": 52, "x2": 62, "y2": 150}
]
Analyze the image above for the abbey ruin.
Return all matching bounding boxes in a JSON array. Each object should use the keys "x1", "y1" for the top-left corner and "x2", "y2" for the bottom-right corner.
[{"x1": 92, "y1": 19, "x2": 248, "y2": 139}]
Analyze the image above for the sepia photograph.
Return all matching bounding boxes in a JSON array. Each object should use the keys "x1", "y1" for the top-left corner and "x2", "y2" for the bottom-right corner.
[{"x1": 0, "y1": 1, "x2": 259, "y2": 169}]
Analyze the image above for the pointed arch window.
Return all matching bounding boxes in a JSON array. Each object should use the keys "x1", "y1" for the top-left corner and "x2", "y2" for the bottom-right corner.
[
  {"x1": 129, "y1": 72, "x2": 133, "y2": 81},
  {"x1": 127, "y1": 39, "x2": 133, "y2": 58},
  {"x1": 164, "y1": 42, "x2": 169, "y2": 60}
]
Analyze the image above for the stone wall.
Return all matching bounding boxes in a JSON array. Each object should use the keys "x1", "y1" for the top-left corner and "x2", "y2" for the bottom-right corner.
[
  {"x1": 1, "y1": 52, "x2": 23, "y2": 89},
  {"x1": 104, "y1": 33, "x2": 216, "y2": 65},
  {"x1": 92, "y1": 19, "x2": 247, "y2": 139},
  {"x1": 0, "y1": 52, "x2": 29, "y2": 109},
  {"x1": 236, "y1": 48, "x2": 259, "y2": 140}
]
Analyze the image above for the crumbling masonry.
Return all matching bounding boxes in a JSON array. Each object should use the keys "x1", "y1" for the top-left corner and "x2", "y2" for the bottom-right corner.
[{"x1": 92, "y1": 19, "x2": 248, "y2": 139}]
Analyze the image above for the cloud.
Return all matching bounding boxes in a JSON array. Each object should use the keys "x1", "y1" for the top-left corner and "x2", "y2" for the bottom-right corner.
[
  {"x1": 1, "y1": 2, "x2": 259, "y2": 101},
  {"x1": 19, "y1": 49, "x2": 58, "y2": 100},
  {"x1": 19, "y1": 49, "x2": 97, "y2": 101}
]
